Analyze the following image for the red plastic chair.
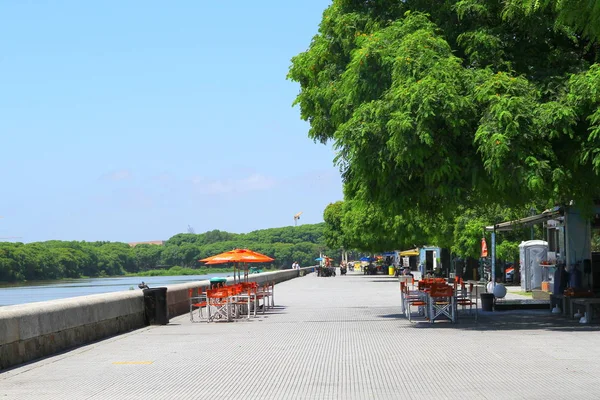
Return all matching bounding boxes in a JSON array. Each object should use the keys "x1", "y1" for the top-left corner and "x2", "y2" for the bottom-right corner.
[
  {"x1": 206, "y1": 288, "x2": 233, "y2": 322},
  {"x1": 429, "y1": 285, "x2": 455, "y2": 323}
]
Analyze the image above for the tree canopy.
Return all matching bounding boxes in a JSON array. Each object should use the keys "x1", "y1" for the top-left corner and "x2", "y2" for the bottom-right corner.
[
  {"x1": 505, "y1": 0, "x2": 600, "y2": 43},
  {"x1": 323, "y1": 198, "x2": 530, "y2": 260},
  {"x1": 328, "y1": 199, "x2": 442, "y2": 252},
  {"x1": 289, "y1": 0, "x2": 600, "y2": 218}
]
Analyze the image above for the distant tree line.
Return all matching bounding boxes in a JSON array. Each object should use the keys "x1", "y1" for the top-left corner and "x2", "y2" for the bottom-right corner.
[{"x1": 0, "y1": 224, "x2": 332, "y2": 282}]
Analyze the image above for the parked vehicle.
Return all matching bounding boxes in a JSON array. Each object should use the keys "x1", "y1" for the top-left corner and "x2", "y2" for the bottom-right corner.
[{"x1": 505, "y1": 267, "x2": 515, "y2": 283}]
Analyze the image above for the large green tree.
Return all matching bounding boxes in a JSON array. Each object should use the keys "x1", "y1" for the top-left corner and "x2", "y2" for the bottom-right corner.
[
  {"x1": 451, "y1": 204, "x2": 531, "y2": 259},
  {"x1": 289, "y1": 0, "x2": 600, "y2": 219},
  {"x1": 323, "y1": 201, "x2": 346, "y2": 250},
  {"x1": 505, "y1": 0, "x2": 600, "y2": 42},
  {"x1": 323, "y1": 199, "x2": 453, "y2": 252}
]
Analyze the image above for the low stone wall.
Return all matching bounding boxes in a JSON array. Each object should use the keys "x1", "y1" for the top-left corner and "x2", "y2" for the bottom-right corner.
[
  {"x1": 0, "y1": 267, "x2": 313, "y2": 370},
  {"x1": 0, "y1": 291, "x2": 145, "y2": 370}
]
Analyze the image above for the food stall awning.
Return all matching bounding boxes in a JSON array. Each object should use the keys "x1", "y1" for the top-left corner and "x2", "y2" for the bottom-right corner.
[
  {"x1": 399, "y1": 248, "x2": 419, "y2": 256},
  {"x1": 485, "y1": 207, "x2": 562, "y2": 232}
]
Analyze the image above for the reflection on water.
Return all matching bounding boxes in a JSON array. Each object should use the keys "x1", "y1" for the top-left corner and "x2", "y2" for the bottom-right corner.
[{"x1": 0, "y1": 274, "x2": 232, "y2": 306}]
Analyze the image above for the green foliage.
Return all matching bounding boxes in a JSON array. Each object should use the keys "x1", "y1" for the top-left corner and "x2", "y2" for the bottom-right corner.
[
  {"x1": 503, "y1": 0, "x2": 600, "y2": 43},
  {"x1": 323, "y1": 201, "x2": 346, "y2": 250},
  {"x1": 322, "y1": 199, "x2": 456, "y2": 253},
  {"x1": 592, "y1": 230, "x2": 600, "y2": 252},
  {"x1": 496, "y1": 240, "x2": 519, "y2": 262},
  {"x1": 339, "y1": 200, "x2": 429, "y2": 251},
  {"x1": 0, "y1": 224, "x2": 329, "y2": 283},
  {"x1": 289, "y1": 0, "x2": 600, "y2": 223},
  {"x1": 452, "y1": 205, "x2": 534, "y2": 259},
  {"x1": 451, "y1": 211, "x2": 488, "y2": 259}
]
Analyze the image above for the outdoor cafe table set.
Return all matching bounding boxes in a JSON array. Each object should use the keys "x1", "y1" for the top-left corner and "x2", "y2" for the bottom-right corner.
[
  {"x1": 399, "y1": 277, "x2": 478, "y2": 323},
  {"x1": 188, "y1": 281, "x2": 275, "y2": 322}
]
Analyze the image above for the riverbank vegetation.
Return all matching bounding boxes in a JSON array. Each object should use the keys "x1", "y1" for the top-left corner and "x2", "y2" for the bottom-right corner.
[{"x1": 0, "y1": 224, "x2": 331, "y2": 282}]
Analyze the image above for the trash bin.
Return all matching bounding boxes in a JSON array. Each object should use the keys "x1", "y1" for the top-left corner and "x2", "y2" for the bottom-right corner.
[
  {"x1": 210, "y1": 277, "x2": 227, "y2": 289},
  {"x1": 143, "y1": 287, "x2": 169, "y2": 325},
  {"x1": 480, "y1": 292, "x2": 495, "y2": 312}
]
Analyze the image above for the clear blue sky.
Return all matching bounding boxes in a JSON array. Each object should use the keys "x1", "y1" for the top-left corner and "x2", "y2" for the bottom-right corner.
[{"x1": 0, "y1": 0, "x2": 341, "y2": 243}]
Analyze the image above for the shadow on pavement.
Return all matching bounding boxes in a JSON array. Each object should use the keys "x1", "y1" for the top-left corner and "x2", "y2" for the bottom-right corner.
[
  {"x1": 378, "y1": 313, "x2": 405, "y2": 319},
  {"x1": 377, "y1": 309, "x2": 600, "y2": 332}
]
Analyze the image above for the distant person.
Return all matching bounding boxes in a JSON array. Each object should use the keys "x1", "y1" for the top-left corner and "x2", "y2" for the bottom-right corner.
[{"x1": 292, "y1": 261, "x2": 299, "y2": 270}]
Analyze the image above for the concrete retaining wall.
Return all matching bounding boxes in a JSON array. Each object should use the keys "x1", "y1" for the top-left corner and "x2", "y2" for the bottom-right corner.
[
  {"x1": 0, "y1": 267, "x2": 313, "y2": 370},
  {"x1": 0, "y1": 291, "x2": 145, "y2": 370}
]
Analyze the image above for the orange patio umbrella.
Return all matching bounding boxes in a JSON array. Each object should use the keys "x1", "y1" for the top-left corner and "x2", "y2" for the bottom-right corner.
[
  {"x1": 200, "y1": 249, "x2": 274, "y2": 282},
  {"x1": 200, "y1": 248, "x2": 274, "y2": 264}
]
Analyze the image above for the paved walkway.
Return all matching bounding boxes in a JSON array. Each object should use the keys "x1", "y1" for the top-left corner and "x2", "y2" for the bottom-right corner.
[{"x1": 2, "y1": 272, "x2": 600, "y2": 399}]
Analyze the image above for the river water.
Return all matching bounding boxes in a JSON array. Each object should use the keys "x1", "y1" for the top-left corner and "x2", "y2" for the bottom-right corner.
[{"x1": 0, "y1": 273, "x2": 232, "y2": 307}]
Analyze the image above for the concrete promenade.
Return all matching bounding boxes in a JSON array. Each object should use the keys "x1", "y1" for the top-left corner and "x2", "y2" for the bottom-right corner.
[{"x1": 2, "y1": 272, "x2": 600, "y2": 400}]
